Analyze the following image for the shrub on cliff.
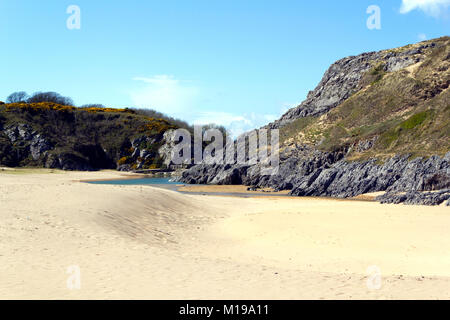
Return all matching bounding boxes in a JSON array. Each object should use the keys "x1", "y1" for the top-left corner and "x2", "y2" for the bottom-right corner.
[{"x1": 27, "y1": 92, "x2": 74, "y2": 106}]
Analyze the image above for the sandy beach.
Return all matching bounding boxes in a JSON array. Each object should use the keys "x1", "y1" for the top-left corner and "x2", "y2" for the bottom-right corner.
[{"x1": 1, "y1": 169, "x2": 449, "y2": 299}]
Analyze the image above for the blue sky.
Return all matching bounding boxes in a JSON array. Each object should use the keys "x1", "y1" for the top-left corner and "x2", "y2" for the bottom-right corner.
[{"x1": 1, "y1": 0, "x2": 449, "y2": 136}]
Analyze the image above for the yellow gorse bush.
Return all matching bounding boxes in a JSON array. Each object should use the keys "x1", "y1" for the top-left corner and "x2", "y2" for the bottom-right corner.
[
  {"x1": 4, "y1": 103, "x2": 138, "y2": 114},
  {"x1": 139, "y1": 118, "x2": 176, "y2": 134},
  {"x1": 5, "y1": 102, "x2": 76, "y2": 112},
  {"x1": 118, "y1": 157, "x2": 129, "y2": 165},
  {"x1": 79, "y1": 107, "x2": 131, "y2": 113}
]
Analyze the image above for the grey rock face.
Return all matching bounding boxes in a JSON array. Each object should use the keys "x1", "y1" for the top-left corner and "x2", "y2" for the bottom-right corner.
[
  {"x1": 288, "y1": 153, "x2": 450, "y2": 198},
  {"x1": 131, "y1": 147, "x2": 140, "y2": 159},
  {"x1": 1, "y1": 123, "x2": 118, "y2": 170},
  {"x1": 140, "y1": 149, "x2": 153, "y2": 159},
  {"x1": 158, "y1": 130, "x2": 177, "y2": 167},
  {"x1": 117, "y1": 164, "x2": 132, "y2": 171},
  {"x1": 158, "y1": 129, "x2": 192, "y2": 168},
  {"x1": 180, "y1": 163, "x2": 249, "y2": 185},
  {"x1": 30, "y1": 134, "x2": 52, "y2": 160},
  {"x1": 179, "y1": 148, "x2": 450, "y2": 205},
  {"x1": 376, "y1": 189, "x2": 450, "y2": 206},
  {"x1": 3, "y1": 124, "x2": 53, "y2": 161},
  {"x1": 384, "y1": 55, "x2": 414, "y2": 72},
  {"x1": 353, "y1": 137, "x2": 378, "y2": 153},
  {"x1": 5, "y1": 124, "x2": 34, "y2": 142},
  {"x1": 125, "y1": 135, "x2": 161, "y2": 170}
]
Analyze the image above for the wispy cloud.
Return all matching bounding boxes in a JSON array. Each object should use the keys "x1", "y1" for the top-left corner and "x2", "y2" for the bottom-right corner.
[
  {"x1": 130, "y1": 75, "x2": 281, "y2": 138},
  {"x1": 400, "y1": 0, "x2": 450, "y2": 17},
  {"x1": 193, "y1": 111, "x2": 278, "y2": 138},
  {"x1": 130, "y1": 75, "x2": 199, "y2": 115}
]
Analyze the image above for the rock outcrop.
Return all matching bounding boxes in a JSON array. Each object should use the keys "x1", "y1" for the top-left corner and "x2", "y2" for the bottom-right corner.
[
  {"x1": 179, "y1": 38, "x2": 450, "y2": 206},
  {"x1": 0, "y1": 104, "x2": 183, "y2": 171},
  {"x1": 180, "y1": 149, "x2": 450, "y2": 200},
  {"x1": 376, "y1": 189, "x2": 450, "y2": 206},
  {"x1": 3, "y1": 123, "x2": 53, "y2": 162},
  {"x1": 288, "y1": 153, "x2": 450, "y2": 198}
]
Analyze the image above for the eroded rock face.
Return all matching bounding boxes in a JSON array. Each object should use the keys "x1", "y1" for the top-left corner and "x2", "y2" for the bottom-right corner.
[
  {"x1": 288, "y1": 153, "x2": 450, "y2": 198},
  {"x1": 179, "y1": 147, "x2": 450, "y2": 205},
  {"x1": 158, "y1": 129, "x2": 193, "y2": 169},
  {"x1": 376, "y1": 189, "x2": 450, "y2": 206},
  {"x1": 30, "y1": 134, "x2": 52, "y2": 160},
  {"x1": 3, "y1": 124, "x2": 53, "y2": 163},
  {"x1": 158, "y1": 130, "x2": 177, "y2": 167},
  {"x1": 180, "y1": 163, "x2": 249, "y2": 185},
  {"x1": 1, "y1": 124, "x2": 115, "y2": 170},
  {"x1": 128, "y1": 136, "x2": 160, "y2": 170},
  {"x1": 5, "y1": 124, "x2": 34, "y2": 143}
]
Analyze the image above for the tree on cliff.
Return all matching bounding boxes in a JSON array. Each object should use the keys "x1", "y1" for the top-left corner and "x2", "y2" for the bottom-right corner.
[
  {"x1": 27, "y1": 92, "x2": 74, "y2": 106},
  {"x1": 6, "y1": 91, "x2": 29, "y2": 103}
]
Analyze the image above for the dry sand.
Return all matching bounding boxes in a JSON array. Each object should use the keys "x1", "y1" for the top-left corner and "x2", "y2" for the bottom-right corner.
[{"x1": 0, "y1": 169, "x2": 449, "y2": 299}]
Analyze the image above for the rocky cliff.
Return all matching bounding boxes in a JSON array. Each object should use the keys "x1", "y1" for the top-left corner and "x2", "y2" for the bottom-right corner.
[
  {"x1": 179, "y1": 37, "x2": 450, "y2": 205},
  {"x1": 269, "y1": 42, "x2": 437, "y2": 128},
  {"x1": 0, "y1": 103, "x2": 180, "y2": 171}
]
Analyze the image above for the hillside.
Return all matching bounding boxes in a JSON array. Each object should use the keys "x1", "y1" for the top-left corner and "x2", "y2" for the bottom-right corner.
[
  {"x1": 180, "y1": 37, "x2": 450, "y2": 205},
  {"x1": 0, "y1": 103, "x2": 178, "y2": 171},
  {"x1": 277, "y1": 36, "x2": 449, "y2": 161}
]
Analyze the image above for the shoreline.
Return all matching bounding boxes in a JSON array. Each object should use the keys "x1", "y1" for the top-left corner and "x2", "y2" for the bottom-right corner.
[
  {"x1": 78, "y1": 174, "x2": 379, "y2": 201},
  {"x1": 80, "y1": 174, "x2": 448, "y2": 204}
]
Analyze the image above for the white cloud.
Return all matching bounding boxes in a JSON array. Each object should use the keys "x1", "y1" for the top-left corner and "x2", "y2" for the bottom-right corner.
[
  {"x1": 130, "y1": 75, "x2": 281, "y2": 138},
  {"x1": 193, "y1": 111, "x2": 278, "y2": 138},
  {"x1": 400, "y1": 0, "x2": 450, "y2": 17},
  {"x1": 130, "y1": 75, "x2": 199, "y2": 115}
]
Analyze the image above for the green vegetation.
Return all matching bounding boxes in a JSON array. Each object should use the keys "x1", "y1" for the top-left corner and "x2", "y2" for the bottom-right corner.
[
  {"x1": 399, "y1": 111, "x2": 430, "y2": 129},
  {"x1": 279, "y1": 116, "x2": 315, "y2": 142},
  {"x1": 369, "y1": 63, "x2": 387, "y2": 85},
  {"x1": 0, "y1": 102, "x2": 181, "y2": 169}
]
